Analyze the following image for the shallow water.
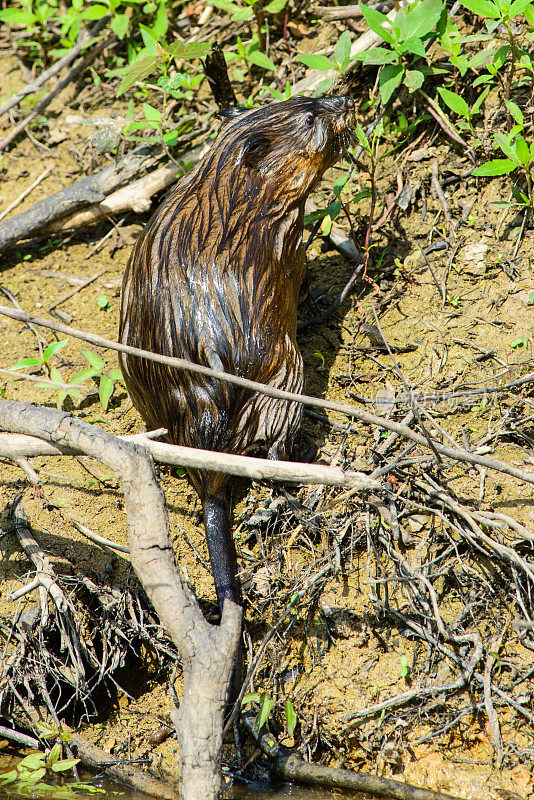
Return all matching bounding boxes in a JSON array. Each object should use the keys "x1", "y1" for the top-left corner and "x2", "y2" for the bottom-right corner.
[{"x1": 0, "y1": 779, "x2": 374, "y2": 800}]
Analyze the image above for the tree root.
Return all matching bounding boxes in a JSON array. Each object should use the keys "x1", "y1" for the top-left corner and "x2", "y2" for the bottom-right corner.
[{"x1": 242, "y1": 712, "x2": 461, "y2": 800}]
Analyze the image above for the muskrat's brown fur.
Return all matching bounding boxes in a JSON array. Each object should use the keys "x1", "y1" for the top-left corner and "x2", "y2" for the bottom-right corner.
[{"x1": 119, "y1": 96, "x2": 355, "y2": 643}]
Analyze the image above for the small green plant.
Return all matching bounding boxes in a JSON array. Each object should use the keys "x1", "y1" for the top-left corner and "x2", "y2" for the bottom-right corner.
[
  {"x1": 65, "y1": 350, "x2": 124, "y2": 411},
  {"x1": 225, "y1": 33, "x2": 277, "y2": 83},
  {"x1": 400, "y1": 654, "x2": 409, "y2": 678},
  {"x1": 243, "y1": 691, "x2": 298, "y2": 737},
  {"x1": 0, "y1": 724, "x2": 104, "y2": 798},
  {"x1": 115, "y1": 37, "x2": 208, "y2": 146},
  {"x1": 475, "y1": 115, "x2": 534, "y2": 221},
  {"x1": 296, "y1": 30, "x2": 352, "y2": 95},
  {"x1": 9, "y1": 342, "x2": 124, "y2": 411},
  {"x1": 459, "y1": 0, "x2": 534, "y2": 113},
  {"x1": 352, "y1": 0, "x2": 445, "y2": 103},
  {"x1": 0, "y1": 0, "x2": 61, "y2": 63},
  {"x1": 10, "y1": 338, "x2": 69, "y2": 381}
]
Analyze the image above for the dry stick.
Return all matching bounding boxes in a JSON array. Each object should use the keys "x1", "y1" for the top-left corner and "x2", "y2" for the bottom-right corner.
[
  {"x1": 0, "y1": 367, "x2": 89, "y2": 397},
  {"x1": 48, "y1": 268, "x2": 107, "y2": 313},
  {"x1": 0, "y1": 142, "x2": 162, "y2": 252},
  {"x1": 0, "y1": 35, "x2": 114, "y2": 153},
  {"x1": 0, "y1": 167, "x2": 52, "y2": 224},
  {"x1": 0, "y1": 285, "x2": 46, "y2": 351},
  {"x1": 0, "y1": 725, "x2": 39, "y2": 749},
  {"x1": 431, "y1": 159, "x2": 454, "y2": 233},
  {"x1": 0, "y1": 431, "x2": 379, "y2": 491},
  {"x1": 43, "y1": 159, "x2": 188, "y2": 235},
  {"x1": 483, "y1": 628, "x2": 506, "y2": 765},
  {"x1": 70, "y1": 519, "x2": 130, "y2": 554},
  {"x1": 7, "y1": 499, "x2": 71, "y2": 613},
  {"x1": 315, "y1": 1, "x2": 392, "y2": 19},
  {"x1": 0, "y1": 17, "x2": 110, "y2": 119},
  {"x1": 1, "y1": 304, "x2": 534, "y2": 486}
]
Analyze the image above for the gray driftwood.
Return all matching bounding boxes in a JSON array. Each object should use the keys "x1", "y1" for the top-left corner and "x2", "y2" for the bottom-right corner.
[
  {"x1": 0, "y1": 144, "x2": 160, "y2": 254},
  {"x1": 0, "y1": 401, "x2": 242, "y2": 800}
]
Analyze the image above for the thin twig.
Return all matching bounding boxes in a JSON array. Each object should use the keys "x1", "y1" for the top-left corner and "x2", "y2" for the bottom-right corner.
[
  {"x1": 0, "y1": 167, "x2": 52, "y2": 223},
  {"x1": 1, "y1": 306, "x2": 534, "y2": 485}
]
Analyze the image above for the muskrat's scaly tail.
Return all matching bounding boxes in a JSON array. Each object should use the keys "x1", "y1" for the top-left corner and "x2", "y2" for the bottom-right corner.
[
  {"x1": 204, "y1": 493, "x2": 244, "y2": 700},
  {"x1": 203, "y1": 494, "x2": 243, "y2": 611}
]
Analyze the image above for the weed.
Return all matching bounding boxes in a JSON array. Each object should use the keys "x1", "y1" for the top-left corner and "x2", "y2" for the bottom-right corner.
[{"x1": 0, "y1": 723, "x2": 104, "y2": 798}]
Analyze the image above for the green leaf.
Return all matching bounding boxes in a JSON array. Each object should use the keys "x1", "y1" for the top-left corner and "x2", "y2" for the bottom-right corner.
[
  {"x1": 459, "y1": 0, "x2": 501, "y2": 16},
  {"x1": 404, "y1": 68, "x2": 425, "y2": 92},
  {"x1": 509, "y1": 0, "x2": 533, "y2": 16},
  {"x1": 48, "y1": 367, "x2": 64, "y2": 385},
  {"x1": 82, "y1": 350, "x2": 105, "y2": 371},
  {"x1": 43, "y1": 339, "x2": 69, "y2": 361},
  {"x1": 0, "y1": 770, "x2": 18, "y2": 784},
  {"x1": 353, "y1": 46, "x2": 398, "y2": 65},
  {"x1": 9, "y1": 357, "x2": 43, "y2": 370},
  {"x1": 472, "y1": 159, "x2": 517, "y2": 175},
  {"x1": 142, "y1": 103, "x2": 161, "y2": 122},
  {"x1": 51, "y1": 759, "x2": 80, "y2": 773},
  {"x1": 166, "y1": 39, "x2": 210, "y2": 59},
  {"x1": 284, "y1": 699, "x2": 297, "y2": 736},
  {"x1": 69, "y1": 368, "x2": 98, "y2": 384},
  {"x1": 265, "y1": 0, "x2": 287, "y2": 11},
  {"x1": 332, "y1": 175, "x2": 348, "y2": 197},
  {"x1": 23, "y1": 767, "x2": 47, "y2": 783},
  {"x1": 334, "y1": 30, "x2": 351, "y2": 68},
  {"x1": 396, "y1": 0, "x2": 443, "y2": 41},
  {"x1": 257, "y1": 693, "x2": 275, "y2": 729},
  {"x1": 247, "y1": 50, "x2": 277, "y2": 70},
  {"x1": 399, "y1": 36, "x2": 428, "y2": 57},
  {"x1": 152, "y1": 1, "x2": 168, "y2": 37},
  {"x1": 0, "y1": 8, "x2": 36, "y2": 24},
  {"x1": 107, "y1": 368, "x2": 124, "y2": 381},
  {"x1": 163, "y1": 130, "x2": 179, "y2": 146},
  {"x1": 99, "y1": 374, "x2": 114, "y2": 411},
  {"x1": 360, "y1": 4, "x2": 395, "y2": 44},
  {"x1": 515, "y1": 135, "x2": 530, "y2": 165},
  {"x1": 354, "y1": 122, "x2": 370, "y2": 150},
  {"x1": 314, "y1": 77, "x2": 337, "y2": 94},
  {"x1": 471, "y1": 85, "x2": 490, "y2": 115},
  {"x1": 467, "y1": 47, "x2": 496, "y2": 68},
  {"x1": 353, "y1": 187, "x2": 373, "y2": 202},
  {"x1": 494, "y1": 131, "x2": 520, "y2": 162},
  {"x1": 35, "y1": 722, "x2": 60, "y2": 738},
  {"x1": 110, "y1": 14, "x2": 129, "y2": 39},
  {"x1": 296, "y1": 53, "x2": 335, "y2": 71},
  {"x1": 379, "y1": 63, "x2": 404, "y2": 104},
  {"x1": 47, "y1": 743, "x2": 62, "y2": 766},
  {"x1": 117, "y1": 56, "x2": 159, "y2": 95},
  {"x1": 493, "y1": 43, "x2": 510, "y2": 68},
  {"x1": 505, "y1": 99, "x2": 524, "y2": 125},
  {"x1": 80, "y1": 4, "x2": 108, "y2": 20},
  {"x1": 18, "y1": 754, "x2": 46, "y2": 770},
  {"x1": 524, "y1": 2, "x2": 534, "y2": 21},
  {"x1": 472, "y1": 73, "x2": 494, "y2": 86},
  {"x1": 437, "y1": 87, "x2": 469, "y2": 116}
]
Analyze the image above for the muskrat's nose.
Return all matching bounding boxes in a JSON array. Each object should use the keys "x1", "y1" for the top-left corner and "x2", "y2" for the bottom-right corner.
[{"x1": 344, "y1": 97, "x2": 355, "y2": 112}]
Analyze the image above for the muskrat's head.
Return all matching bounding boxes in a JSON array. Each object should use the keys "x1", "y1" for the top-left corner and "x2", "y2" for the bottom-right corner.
[{"x1": 215, "y1": 96, "x2": 355, "y2": 199}]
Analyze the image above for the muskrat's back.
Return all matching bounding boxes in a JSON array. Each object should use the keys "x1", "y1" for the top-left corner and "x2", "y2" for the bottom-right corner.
[{"x1": 120, "y1": 96, "x2": 355, "y2": 502}]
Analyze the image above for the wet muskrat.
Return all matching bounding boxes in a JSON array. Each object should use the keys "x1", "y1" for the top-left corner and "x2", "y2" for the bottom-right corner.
[{"x1": 119, "y1": 96, "x2": 355, "y2": 675}]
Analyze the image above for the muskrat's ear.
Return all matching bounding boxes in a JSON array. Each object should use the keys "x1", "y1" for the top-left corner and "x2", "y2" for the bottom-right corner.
[
  {"x1": 242, "y1": 132, "x2": 271, "y2": 169},
  {"x1": 218, "y1": 106, "x2": 249, "y2": 126}
]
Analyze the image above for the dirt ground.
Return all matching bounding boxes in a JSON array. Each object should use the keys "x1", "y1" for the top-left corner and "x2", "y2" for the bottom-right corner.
[{"x1": 1, "y1": 37, "x2": 534, "y2": 800}]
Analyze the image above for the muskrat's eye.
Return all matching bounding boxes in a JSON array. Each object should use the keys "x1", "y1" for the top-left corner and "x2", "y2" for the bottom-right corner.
[{"x1": 305, "y1": 113, "x2": 315, "y2": 127}]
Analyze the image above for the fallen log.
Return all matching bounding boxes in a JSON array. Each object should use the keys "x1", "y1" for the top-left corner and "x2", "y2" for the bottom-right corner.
[{"x1": 0, "y1": 143, "x2": 161, "y2": 254}]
